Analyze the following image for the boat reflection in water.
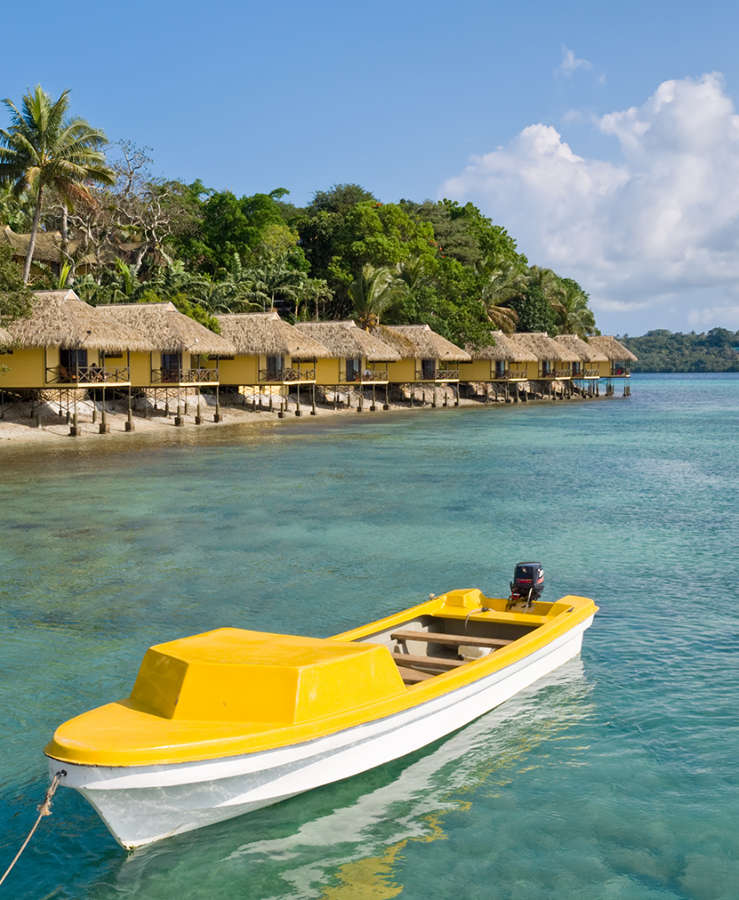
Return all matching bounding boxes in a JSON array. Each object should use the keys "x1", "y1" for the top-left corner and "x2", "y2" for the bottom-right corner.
[{"x1": 114, "y1": 657, "x2": 593, "y2": 899}]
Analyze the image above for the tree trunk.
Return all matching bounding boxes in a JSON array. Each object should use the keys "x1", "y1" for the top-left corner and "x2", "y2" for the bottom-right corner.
[{"x1": 23, "y1": 185, "x2": 44, "y2": 284}]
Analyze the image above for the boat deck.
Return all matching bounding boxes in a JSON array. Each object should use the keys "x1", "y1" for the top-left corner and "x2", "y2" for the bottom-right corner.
[{"x1": 358, "y1": 611, "x2": 542, "y2": 686}]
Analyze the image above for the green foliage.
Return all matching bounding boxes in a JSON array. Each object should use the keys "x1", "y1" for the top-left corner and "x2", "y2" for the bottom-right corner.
[
  {"x1": 135, "y1": 289, "x2": 221, "y2": 333},
  {"x1": 622, "y1": 329, "x2": 739, "y2": 372},
  {"x1": 508, "y1": 270, "x2": 557, "y2": 333},
  {"x1": 0, "y1": 243, "x2": 32, "y2": 323},
  {"x1": 0, "y1": 85, "x2": 115, "y2": 281}
]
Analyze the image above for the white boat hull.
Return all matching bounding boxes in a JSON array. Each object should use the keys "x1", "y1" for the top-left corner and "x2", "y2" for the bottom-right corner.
[{"x1": 49, "y1": 616, "x2": 592, "y2": 849}]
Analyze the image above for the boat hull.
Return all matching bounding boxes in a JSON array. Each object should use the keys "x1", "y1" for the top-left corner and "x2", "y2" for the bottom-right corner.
[{"x1": 49, "y1": 615, "x2": 592, "y2": 849}]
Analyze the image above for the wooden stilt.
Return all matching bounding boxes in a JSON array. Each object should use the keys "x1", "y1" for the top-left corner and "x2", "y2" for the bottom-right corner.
[
  {"x1": 214, "y1": 385, "x2": 221, "y2": 422},
  {"x1": 384, "y1": 384, "x2": 389, "y2": 411},
  {"x1": 295, "y1": 383, "x2": 301, "y2": 416},
  {"x1": 371, "y1": 383, "x2": 376, "y2": 411},
  {"x1": 311, "y1": 384, "x2": 316, "y2": 415},
  {"x1": 99, "y1": 385, "x2": 109, "y2": 433}
]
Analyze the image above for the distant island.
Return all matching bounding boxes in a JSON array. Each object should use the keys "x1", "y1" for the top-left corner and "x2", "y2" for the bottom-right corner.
[{"x1": 619, "y1": 330, "x2": 739, "y2": 373}]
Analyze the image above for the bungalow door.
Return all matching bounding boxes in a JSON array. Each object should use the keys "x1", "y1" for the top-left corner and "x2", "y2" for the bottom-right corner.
[
  {"x1": 59, "y1": 347, "x2": 87, "y2": 382},
  {"x1": 421, "y1": 358, "x2": 436, "y2": 380},
  {"x1": 345, "y1": 357, "x2": 361, "y2": 382},
  {"x1": 495, "y1": 360, "x2": 506, "y2": 379},
  {"x1": 161, "y1": 352, "x2": 182, "y2": 383},
  {"x1": 541, "y1": 360, "x2": 552, "y2": 377},
  {"x1": 266, "y1": 354, "x2": 284, "y2": 381}
]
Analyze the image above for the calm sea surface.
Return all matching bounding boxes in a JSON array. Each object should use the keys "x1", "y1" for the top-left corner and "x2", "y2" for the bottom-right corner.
[{"x1": 1, "y1": 374, "x2": 737, "y2": 899}]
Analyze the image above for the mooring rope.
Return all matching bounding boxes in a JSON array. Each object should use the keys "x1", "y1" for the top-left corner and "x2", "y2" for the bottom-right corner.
[{"x1": 0, "y1": 770, "x2": 66, "y2": 888}]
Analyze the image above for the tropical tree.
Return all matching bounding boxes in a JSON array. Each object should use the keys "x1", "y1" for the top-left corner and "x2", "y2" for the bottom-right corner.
[
  {"x1": 0, "y1": 243, "x2": 32, "y2": 325},
  {"x1": 550, "y1": 277, "x2": 596, "y2": 336},
  {"x1": 349, "y1": 263, "x2": 407, "y2": 329},
  {"x1": 480, "y1": 263, "x2": 526, "y2": 333},
  {"x1": 0, "y1": 85, "x2": 115, "y2": 282}
]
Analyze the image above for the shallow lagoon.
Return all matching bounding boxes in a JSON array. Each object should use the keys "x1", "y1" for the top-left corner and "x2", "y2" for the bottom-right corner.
[{"x1": 1, "y1": 374, "x2": 737, "y2": 899}]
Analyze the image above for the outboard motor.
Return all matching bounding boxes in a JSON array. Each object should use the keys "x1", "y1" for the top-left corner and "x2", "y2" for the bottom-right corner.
[{"x1": 509, "y1": 562, "x2": 544, "y2": 608}]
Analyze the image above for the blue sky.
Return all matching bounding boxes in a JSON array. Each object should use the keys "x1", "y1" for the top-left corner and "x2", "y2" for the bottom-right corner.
[{"x1": 3, "y1": 0, "x2": 739, "y2": 334}]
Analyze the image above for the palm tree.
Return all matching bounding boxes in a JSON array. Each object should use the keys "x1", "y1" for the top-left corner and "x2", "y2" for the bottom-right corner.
[
  {"x1": 481, "y1": 264, "x2": 525, "y2": 333},
  {"x1": 0, "y1": 86, "x2": 115, "y2": 282},
  {"x1": 551, "y1": 278, "x2": 596, "y2": 336},
  {"x1": 349, "y1": 264, "x2": 406, "y2": 329}
]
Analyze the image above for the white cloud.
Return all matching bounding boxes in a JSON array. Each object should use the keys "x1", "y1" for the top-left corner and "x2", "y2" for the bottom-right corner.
[
  {"x1": 556, "y1": 46, "x2": 593, "y2": 78},
  {"x1": 440, "y1": 73, "x2": 739, "y2": 332}
]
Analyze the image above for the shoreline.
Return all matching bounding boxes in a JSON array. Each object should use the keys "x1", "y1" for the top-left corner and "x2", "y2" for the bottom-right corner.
[{"x1": 0, "y1": 390, "x2": 618, "y2": 455}]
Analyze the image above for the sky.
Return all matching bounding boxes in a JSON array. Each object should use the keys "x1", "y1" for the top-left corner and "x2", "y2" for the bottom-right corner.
[{"x1": 3, "y1": 0, "x2": 739, "y2": 335}]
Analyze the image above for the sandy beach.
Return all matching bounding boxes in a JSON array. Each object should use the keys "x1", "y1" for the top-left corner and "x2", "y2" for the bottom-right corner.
[{"x1": 0, "y1": 385, "x2": 501, "y2": 447}]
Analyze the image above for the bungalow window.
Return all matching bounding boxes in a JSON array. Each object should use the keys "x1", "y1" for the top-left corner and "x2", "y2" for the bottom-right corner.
[
  {"x1": 345, "y1": 357, "x2": 361, "y2": 382},
  {"x1": 541, "y1": 360, "x2": 552, "y2": 377},
  {"x1": 495, "y1": 360, "x2": 506, "y2": 378},
  {"x1": 266, "y1": 354, "x2": 284, "y2": 380},
  {"x1": 421, "y1": 358, "x2": 436, "y2": 379},
  {"x1": 572, "y1": 361, "x2": 581, "y2": 376},
  {"x1": 162, "y1": 352, "x2": 182, "y2": 381}
]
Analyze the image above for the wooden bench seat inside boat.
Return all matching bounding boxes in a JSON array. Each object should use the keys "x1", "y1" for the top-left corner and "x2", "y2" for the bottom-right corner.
[
  {"x1": 390, "y1": 651, "x2": 465, "y2": 670},
  {"x1": 391, "y1": 630, "x2": 514, "y2": 649}
]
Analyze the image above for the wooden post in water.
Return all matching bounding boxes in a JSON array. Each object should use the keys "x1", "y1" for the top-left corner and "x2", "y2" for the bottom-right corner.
[
  {"x1": 371, "y1": 384, "x2": 376, "y2": 411},
  {"x1": 384, "y1": 384, "x2": 389, "y2": 410}
]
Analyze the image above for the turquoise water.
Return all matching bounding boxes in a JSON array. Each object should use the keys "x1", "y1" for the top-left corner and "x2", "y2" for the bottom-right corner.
[{"x1": 1, "y1": 374, "x2": 737, "y2": 899}]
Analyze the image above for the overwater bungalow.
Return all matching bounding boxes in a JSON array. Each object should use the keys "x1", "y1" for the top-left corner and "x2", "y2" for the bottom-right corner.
[
  {"x1": 97, "y1": 302, "x2": 235, "y2": 422},
  {"x1": 459, "y1": 330, "x2": 538, "y2": 402},
  {"x1": 507, "y1": 332, "x2": 580, "y2": 396},
  {"x1": 0, "y1": 289, "x2": 153, "y2": 432},
  {"x1": 372, "y1": 324, "x2": 470, "y2": 406},
  {"x1": 585, "y1": 336, "x2": 638, "y2": 396},
  {"x1": 215, "y1": 312, "x2": 330, "y2": 415},
  {"x1": 552, "y1": 334, "x2": 608, "y2": 396},
  {"x1": 294, "y1": 321, "x2": 400, "y2": 410}
]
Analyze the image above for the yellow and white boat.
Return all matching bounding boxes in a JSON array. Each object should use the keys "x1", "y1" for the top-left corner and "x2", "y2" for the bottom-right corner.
[{"x1": 46, "y1": 588, "x2": 597, "y2": 849}]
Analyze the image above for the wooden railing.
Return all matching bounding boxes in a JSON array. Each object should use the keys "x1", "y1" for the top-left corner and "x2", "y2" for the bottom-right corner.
[
  {"x1": 151, "y1": 367, "x2": 219, "y2": 384},
  {"x1": 47, "y1": 365, "x2": 130, "y2": 384},
  {"x1": 258, "y1": 366, "x2": 316, "y2": 383},
  {"x1": 436, "y1": 367, "x2": 460, "y2": 381},
  {"x1": 345, "y1": 366, "x2": 389, "y2": 383}
]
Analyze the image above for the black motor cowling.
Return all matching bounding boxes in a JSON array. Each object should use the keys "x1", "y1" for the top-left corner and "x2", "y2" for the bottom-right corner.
[{"x1": 510, "y1": 562, "x2": 544, "y2": 606}]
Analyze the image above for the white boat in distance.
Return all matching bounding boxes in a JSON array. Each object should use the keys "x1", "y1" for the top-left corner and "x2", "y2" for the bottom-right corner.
[{"x1": 46, "y1": 587, "x2": 597, "y2": 849}]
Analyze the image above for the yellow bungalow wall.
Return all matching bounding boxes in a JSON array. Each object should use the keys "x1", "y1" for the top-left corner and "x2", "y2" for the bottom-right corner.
[
  {"x1": 0, "y1": 347, "x2": 45, "y2": 388},
  {"x1": 387, "y1": 358, "x2": 416, "y2": 382},
  {"x1": 314, "y1": 358, "x2": 342, "y2": 384},
  {"x1": 218, "y1": 355, "x2": 259, "y2": 385},
  {"x1": 458, "y1": 360, "x2": 494, "y2": 381}
]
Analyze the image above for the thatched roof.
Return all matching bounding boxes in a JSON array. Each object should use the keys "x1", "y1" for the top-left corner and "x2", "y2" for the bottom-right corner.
[
  {"x1": 374, "y1": 324, "x2": 471, "y2": 362},
  {"x1": 97, "y1": 303, "x2": 234, "y2": 355},
  {"x1": 587, "y1": 335, "x2": 638, "y2": 362},
  {"x1": 294, "y1": 321, "x2": 400, "y2": 361},
  {"x1": 216, "y1": 312, "x2": 329, "y2": 359},
  {"x1": 553, "y1": 334, "x2": 608, "y2": 363},
  {"x1": 1, "y1": 225, "x2": 64, "y2": 264},
  {"x1": 509, "y1": 332, "x2": 580, "y2": 362},
  {"x1": 6, "y1": 290, "x2": 154, "y2": 351},
  {"x1": 466, "y1": 330, "x2": 538, "y2": 362}
]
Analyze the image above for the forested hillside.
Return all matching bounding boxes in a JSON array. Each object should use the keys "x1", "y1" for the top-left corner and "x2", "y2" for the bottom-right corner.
[
  {"x1": 1, "y1": 87, "x2": 598, "y2": 345},
  {"x1": 621, "y1": 330, "x2": 739, "y2": 372}
]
